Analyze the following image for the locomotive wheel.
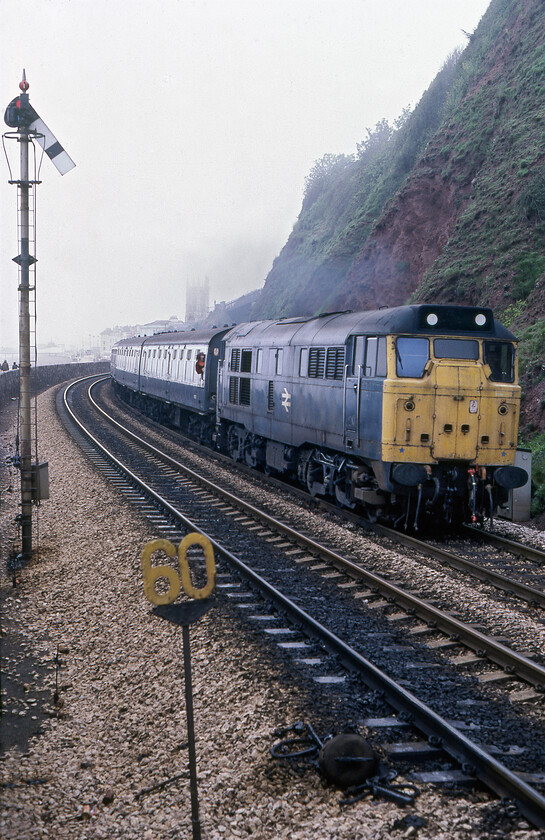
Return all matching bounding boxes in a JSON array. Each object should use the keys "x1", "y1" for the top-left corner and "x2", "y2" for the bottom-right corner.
[
  {"x1": 244, "y1": 433, "x2": 265, "y2": 469},
  {"x1": 305, "y1": 450, "x2": 324, "y2": 497},
  {"x1": 334, "y1": 476, "x2": 356, "y2": 510}
]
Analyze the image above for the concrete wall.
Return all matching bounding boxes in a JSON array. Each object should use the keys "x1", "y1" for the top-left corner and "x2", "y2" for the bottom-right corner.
[{"x1": 0, "y1": 363, "x2": 110, "y2": 410}]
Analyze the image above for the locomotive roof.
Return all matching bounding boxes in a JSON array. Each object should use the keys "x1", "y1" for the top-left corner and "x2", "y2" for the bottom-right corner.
[{"x1": 223, "y1": 305, "x2": 517, "y2": 346}]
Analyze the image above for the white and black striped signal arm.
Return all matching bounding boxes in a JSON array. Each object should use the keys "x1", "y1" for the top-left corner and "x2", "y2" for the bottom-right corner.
[{"x1": 4, "y1": 74, "x2": 75, "y2": 176}]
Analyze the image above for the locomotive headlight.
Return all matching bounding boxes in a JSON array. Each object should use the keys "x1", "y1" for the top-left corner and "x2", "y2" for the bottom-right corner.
[
  {"x1": 404, "y1": 400, "x2": 415, "y2": 411},
  {"x1": 498, "y1": 403, "x2": 509, "y2": 415},
  {"x1": 426, "y1": 313, "x2": 438, "y2": 326},
  {"x1": 475, "y1": 313, "x2": 487, "y2": 326}
]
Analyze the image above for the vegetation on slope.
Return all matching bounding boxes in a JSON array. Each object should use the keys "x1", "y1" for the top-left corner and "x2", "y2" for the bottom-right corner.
[
  {"x1": 255, "y1": 48, "x2": 463, "y2": 318},
  {"x1": 252, "y1": 0, "x2": 545, "y2": 516}
]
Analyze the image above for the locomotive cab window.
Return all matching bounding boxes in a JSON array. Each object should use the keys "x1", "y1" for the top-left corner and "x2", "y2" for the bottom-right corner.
[
  {"x1": 433, "y1": 339, "x2": 479, "y2": 360},
  {"x1": 396, "y1": 337, "x2": 429, "y2": 378},
  {"x1": 353, "y1": 336, "x2": 387, "y2": 377},
  {"x1": 365, "y1": 336, "x2": 387, "y2": 377},
  {"x1": 353, "y1": 337, "x2": 365, "y2": 375},
  {"x1": 484, "y1": 341, "x2": 515, "y2": 382}
]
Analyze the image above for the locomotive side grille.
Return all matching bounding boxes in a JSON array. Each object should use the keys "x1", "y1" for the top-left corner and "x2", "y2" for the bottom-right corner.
[
  {"x1": 229, "y1": 376, "x2": 239, "y2": 403},
  {"x1": 231, "y1": 348, "x2": 241, "y2": 372},
  {"x1": 268, "y1": 380, "x2": 274, "y2": 411},
  {"x1": 326, "y1": 347, "x2": 345, "y2": 380},
  {"x1": 308, "y1": 348, "x2": 325, "y2": 378},
  {"x1": 239, "y1": 377, "x2": 251, "y2": 406}
]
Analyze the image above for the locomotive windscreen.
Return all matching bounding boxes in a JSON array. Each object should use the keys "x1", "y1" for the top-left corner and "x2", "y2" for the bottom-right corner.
[{"x1": 416, "y1": 306, "x2": 493, "y2": 333}]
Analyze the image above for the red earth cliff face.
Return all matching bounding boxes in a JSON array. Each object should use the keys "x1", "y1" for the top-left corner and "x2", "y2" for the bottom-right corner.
[
  {"x1": 328, "y1": 3, "x2": 531, "y2": 314},
  {"x1": 331, "y1": 169, "x2": 472, "y2": 312}
]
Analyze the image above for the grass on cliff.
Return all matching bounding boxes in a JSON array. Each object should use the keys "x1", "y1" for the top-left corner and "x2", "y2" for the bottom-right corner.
[
  {"x1": 524, "y1": 430, "x2": 545, "y2": 517},
  {"x1": 515, "y1": 319, "x2": 545, "y2": 517}
]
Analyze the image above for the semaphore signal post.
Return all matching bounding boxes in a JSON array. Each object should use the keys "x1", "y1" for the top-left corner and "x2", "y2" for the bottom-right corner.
[{"x1": 3, "y1": 70, "x2": 75, "y2": 561}]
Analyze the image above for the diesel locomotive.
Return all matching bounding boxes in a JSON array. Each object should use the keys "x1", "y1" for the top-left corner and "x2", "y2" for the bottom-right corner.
[{"x1": 110, "y1": 304, "x2": 528, "y2": 528}]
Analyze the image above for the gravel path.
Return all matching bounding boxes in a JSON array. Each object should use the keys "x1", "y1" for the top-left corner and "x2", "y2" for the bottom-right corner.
[{"x1": 1, "y1": 384, "x2": 543, "y2": 839}]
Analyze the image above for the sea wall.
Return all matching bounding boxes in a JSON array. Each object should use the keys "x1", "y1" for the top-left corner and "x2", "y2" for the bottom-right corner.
[{"x1": 0, "y1": 363, "x2": 110, "y2": 410}]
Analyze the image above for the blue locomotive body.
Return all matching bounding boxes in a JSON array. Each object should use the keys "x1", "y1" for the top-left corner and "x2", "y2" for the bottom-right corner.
[
  {"x1": 216, "y1": 312, "x2": 386, "y2": 503},
  {"x1": 111, "y1": 305, "x2": 527, "y2": 526}
]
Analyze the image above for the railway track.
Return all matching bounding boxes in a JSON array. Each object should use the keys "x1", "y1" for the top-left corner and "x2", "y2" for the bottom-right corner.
[
  {"x1": 109, "y1": 372, "x2": 545, "y2": 606},
  {"x1": 59, "y1": 374, "x2": 545, "y2": 828}
]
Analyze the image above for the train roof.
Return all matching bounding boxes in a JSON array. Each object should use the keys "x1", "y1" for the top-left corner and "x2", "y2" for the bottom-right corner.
[
  {"x1": 223, "y1": 305, "x2": 517, "y2": 347},
  {"x1": 113, "y1": 327, "x2": 230, "y2": 349},
  {"x1": 113, "y1": 305, "x2": 517, "y2": 353}
]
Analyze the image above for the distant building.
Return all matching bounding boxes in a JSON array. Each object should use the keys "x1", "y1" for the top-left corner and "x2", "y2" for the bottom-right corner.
[
  {"x1": 99, "y1": 317, "x2": 186, "y2": 357},
  {"x1": 139, "y1": 316, "x2": 186, "y2": 336},
  {"x1": 186, "y1": 279, "x2": 210, "y2": 324},
  {"x1": 99, "y1": 326, "x2": 139, "y2": 357}
]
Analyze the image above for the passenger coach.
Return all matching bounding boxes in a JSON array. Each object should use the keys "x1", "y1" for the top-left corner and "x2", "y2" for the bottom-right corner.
[{"x1": 111, "y1": 327, "x2": 229, "y2": 442}]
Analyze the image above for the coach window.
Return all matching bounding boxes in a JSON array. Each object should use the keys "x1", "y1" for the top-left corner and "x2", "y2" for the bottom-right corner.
[
  {"x1": 276, "y1": 349, "x2": 283, "y2": 375},
  {"x1": 396, "y1": 337, "x2": 429, "y2": 378},
  {"x1": 484, "y1": 341, "x2": 515, "y2": 382}
]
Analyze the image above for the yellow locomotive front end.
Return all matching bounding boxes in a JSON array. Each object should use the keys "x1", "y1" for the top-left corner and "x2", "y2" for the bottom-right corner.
[{"x1": 380, "y1": 307, "x2": 526, "y2": 526}]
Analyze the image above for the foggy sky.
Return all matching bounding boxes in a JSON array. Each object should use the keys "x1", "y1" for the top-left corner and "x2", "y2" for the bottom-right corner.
[{"x1": 0, "y1": 0, "x2": 490, "y2": 350}]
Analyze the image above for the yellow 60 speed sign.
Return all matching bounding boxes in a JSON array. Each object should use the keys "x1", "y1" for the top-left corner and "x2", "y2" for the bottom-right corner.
[{"x1": 141, "y1": 533, "x2": 216, "y2": 605}]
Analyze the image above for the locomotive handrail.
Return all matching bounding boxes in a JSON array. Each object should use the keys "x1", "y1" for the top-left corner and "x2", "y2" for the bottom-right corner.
[{"x1": 355, "y1": 364, "x2": 361, "y2": 444}]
